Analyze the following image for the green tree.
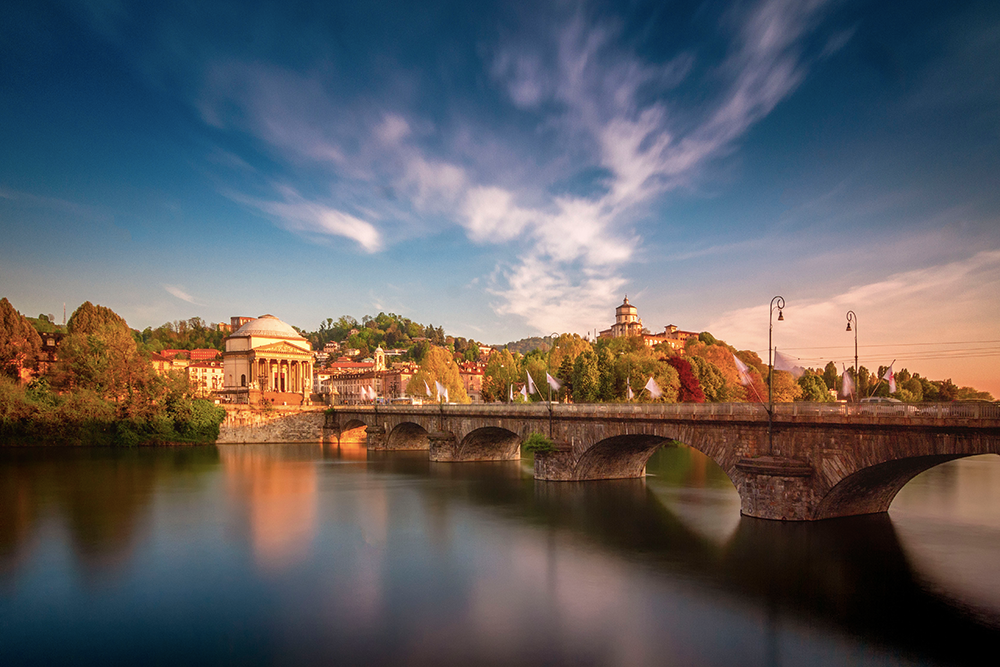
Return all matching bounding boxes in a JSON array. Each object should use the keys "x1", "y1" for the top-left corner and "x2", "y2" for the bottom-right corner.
[
  {"x1": 822, "y1": 361, "x2": 838, "y2": 391},
  {"x1": 482, "y1": 349, "x2": 520, "y2": 402},
  {"x1": 572, "y1": 349, "x2": 600, "y2": 403},
  {"x1": 547, "y1": 334, "x2": 592, "y2": 373},
  {"x1": 687, "y1": 355, "x2": 732, "y2": 402},
  {"x1": 406, "y1": 346, "x2": 469, "y2": 403},
  {"x1": 0, "y1": 298, "x2": 42, "y2": 381},
  {"x1": 56, "y1": 302, "x2": 153, "y2": 403},
  {"x1": 797, "y1": 371, "x2": 832, "y2": 402}
]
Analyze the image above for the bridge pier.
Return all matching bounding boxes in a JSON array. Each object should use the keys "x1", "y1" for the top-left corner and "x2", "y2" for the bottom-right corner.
[
  {"x1": 428, "y1": 431, "x2": 459, "y2": 461},
  {"x1": 365, "y1": 425, "x2": 386, "y2": 449}
]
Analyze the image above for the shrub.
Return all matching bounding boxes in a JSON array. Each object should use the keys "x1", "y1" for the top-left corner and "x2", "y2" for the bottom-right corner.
[{"x1": 522, "y1": 432, "x2": 556, "y2": 454}]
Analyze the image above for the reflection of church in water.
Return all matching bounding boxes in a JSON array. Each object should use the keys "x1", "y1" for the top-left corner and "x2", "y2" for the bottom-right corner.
[{"x1": 221, "y1": 314, "x2": 313, "y2": 405}]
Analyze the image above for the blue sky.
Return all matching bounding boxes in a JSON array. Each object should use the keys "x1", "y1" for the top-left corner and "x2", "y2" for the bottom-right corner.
[{"x1": 2, "y1": 0, "x2": 999, "y2": 394}]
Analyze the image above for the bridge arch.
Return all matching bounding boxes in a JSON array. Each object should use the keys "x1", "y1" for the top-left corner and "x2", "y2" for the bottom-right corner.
[
  {"x1": 815, "y1": 454, "x2": 971, "y2": 520},
  {"x1": 456, "y1": 427, "x2": 522, "y2": 461},
  {"x1": 339, "y1": 418, "x2": 368, "y2": 444},
  {"x1": 386, "y1": 422, "x2": 431, "y2": 450},
  {"x1": 575, "y1": 434, "x2": 675, "y2": 480}
]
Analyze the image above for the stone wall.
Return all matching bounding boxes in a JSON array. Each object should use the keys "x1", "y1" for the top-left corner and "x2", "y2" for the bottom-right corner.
[{"x1": 218, "y1": 406, "x2": 329, "y2": 444}]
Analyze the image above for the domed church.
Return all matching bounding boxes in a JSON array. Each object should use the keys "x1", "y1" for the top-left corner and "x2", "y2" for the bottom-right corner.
[{"x1": 222, "y1": 314, "x2": 313, "y2": 405}]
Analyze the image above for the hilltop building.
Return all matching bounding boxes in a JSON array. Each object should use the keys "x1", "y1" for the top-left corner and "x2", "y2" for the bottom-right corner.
[{"x1": 597, "y1": 296, "x2": 699, "y2": 351}]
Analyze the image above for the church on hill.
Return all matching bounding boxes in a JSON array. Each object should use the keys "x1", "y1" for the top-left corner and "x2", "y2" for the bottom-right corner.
[{"x1": 597, "y1": 296, "x2": 699, "y2": 351}]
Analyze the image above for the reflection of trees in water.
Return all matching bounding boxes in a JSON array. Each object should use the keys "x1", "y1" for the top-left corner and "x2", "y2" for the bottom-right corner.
[
  {"x1": 0, "y1": 447, "x2": 219, "y2": 578},
  {"x1": 366, "y1": 450, "x2": 1000, "y2": 664}
]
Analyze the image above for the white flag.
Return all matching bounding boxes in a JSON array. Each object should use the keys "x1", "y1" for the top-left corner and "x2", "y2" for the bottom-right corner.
[
  {"x1": 841, "y1": 368, "x2": 855, "y2": 398},
  {"x1": 883, "y1": 365, "x2": 896, "y2": 393},
  {"x1": 627, "y1": 377, "x2": 634, "y2": 401},
  {"x1": 732, "y1": 353, "x2": 753, "y2": 387},
  {"x1": 546, "y1": 373, "x2": 561, "y2": 391},
  {"x1": 362, "y1": 386, "x2": 371, "y2": 401},
  {"x1": 644, "y1": 377, "x2": 662, "y2": 399},
  {"x1": 435, "y1": 380, "x2": 446, "y2": 402},
  {"x1": 520, "y1": 384, "x2": 528, "y2": 400},
  {"x1": 508, "y1": 384, "x2": 513, "y2": 402},
  {"x1": 526, "y1": 372, "x2": 537, "y2": 395},
  {"x1": 424, "y1": 380, "x2": 432, "y2": 398},
  {"x1": 773, "y1": 350, "x2": 805, "y2": 378}
]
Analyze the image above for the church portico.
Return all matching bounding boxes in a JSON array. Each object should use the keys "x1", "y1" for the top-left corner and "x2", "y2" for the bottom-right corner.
[{"x1": 221, "y1": 314, "x2": 313, "y2": 405}]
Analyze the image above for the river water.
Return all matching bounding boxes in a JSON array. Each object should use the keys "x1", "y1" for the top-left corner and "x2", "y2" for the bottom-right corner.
[{"x1": 1, "y1": 442, "x2": 998, "y2": 666}]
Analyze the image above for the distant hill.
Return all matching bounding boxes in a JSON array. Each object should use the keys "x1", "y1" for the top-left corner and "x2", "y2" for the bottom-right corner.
[{"x1": 494, "y1": 336, "x2": 554, "y2": 355}]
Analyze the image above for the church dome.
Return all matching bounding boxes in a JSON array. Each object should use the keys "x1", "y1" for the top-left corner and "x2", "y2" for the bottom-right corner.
[
  {"x1": 616, "y1": 296, "x2": 637, "y2": 315},
  {"x1": 232, "y1": 314, "x2": 305, "y2": 340}
]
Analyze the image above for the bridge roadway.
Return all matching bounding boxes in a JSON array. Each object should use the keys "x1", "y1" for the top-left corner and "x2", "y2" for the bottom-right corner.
[{"x1": 326, "y1": 402, "x2": 1000, "y2": 521}]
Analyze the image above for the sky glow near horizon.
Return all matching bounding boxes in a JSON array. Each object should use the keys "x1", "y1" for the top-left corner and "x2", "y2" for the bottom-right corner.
[{"x1": 1, "y1": 0, "x2": 999, "y2": 395}]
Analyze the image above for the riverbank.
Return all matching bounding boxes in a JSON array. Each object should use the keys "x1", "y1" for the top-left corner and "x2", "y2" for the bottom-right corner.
[{"x1": 0, "y1": 378, "x2": 225, "y2": 446}]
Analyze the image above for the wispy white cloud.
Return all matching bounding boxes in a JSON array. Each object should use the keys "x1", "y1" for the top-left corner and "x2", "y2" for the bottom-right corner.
[
  {"x1": 474, "y1": 0, "x2": 833, "y2": 332},
  {"x1": 235, "y1": 186, "x2": 382, "y2": 252},
  {"x1": 163, "y1": 284, "x2": 200, "y2": 304},
  {"x1": 192, "y1": 0, "x2": 835, "y2": 334}
]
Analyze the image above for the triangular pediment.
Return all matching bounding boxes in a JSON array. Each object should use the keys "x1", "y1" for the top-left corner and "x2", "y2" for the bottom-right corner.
[{"x1": 253, "y1": 341, "x2": 311, "y2": 356}]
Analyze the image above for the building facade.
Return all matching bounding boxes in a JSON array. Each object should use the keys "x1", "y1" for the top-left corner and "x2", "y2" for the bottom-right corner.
[
  {"x1": 222, "y1": 314, "x2": 313, "y2": 405},
  {"x1": 597, "y1": 296, "x2": 699, "y2": 350}
]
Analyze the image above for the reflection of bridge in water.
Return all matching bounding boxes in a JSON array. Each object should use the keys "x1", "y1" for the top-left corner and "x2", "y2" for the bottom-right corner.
[
  {"x1": 333, "y1": 447, "x2": 1000, "y2": 664},
  {"x1": 328, "y1": 403, "x2": 1000, "y2": 521}
]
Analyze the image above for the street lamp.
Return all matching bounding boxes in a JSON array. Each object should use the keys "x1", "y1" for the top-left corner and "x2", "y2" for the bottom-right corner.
[
  {"x1": 846, "y1": 311, "x2": 858, "y2": 402},
  {"x1": 768, "y1": 296, "x2": 785, "y2": 453}
]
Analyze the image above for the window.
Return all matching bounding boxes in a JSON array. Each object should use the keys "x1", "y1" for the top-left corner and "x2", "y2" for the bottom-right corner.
[{"x1": 241, "y1": 374, "x2": 246, "y2": 387}]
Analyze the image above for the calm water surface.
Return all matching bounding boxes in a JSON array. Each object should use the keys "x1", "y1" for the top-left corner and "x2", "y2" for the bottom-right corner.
[{"x1": 1, "y1": 442, "x2": 998, "y2": 666}]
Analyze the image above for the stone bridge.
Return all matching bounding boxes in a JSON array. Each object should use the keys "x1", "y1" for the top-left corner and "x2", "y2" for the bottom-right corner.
[{"x1": 326, "y1": 402, "x2": 1000, "y2": 521}]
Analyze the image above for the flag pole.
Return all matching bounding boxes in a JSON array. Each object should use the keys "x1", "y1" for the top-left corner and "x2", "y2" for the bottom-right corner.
[{"x1": 866, "y1": 359, "x2": 896, "y2": 399}]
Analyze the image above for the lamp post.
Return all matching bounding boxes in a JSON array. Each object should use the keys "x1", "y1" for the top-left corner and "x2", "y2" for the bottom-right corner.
[
  {"x1": 845, "y1": 311, "x2": 858, "y2": 402},
  {"x1": 768, "y1": 295, "x2": 785, "y2": 453}
]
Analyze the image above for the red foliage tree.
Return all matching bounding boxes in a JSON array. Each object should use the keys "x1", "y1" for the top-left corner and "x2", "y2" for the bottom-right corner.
[{"x1": 666, "y1": 357, "x2": 705, "y2": 403}]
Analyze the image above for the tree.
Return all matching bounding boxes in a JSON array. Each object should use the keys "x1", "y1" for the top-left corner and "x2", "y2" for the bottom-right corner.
[
  {"x1": 547, "y1": 334, "x2": 592, "y2": 373},
  {"x1": 406, "y1": 346, "x2": 469, "y2": 403},
  {"x1": 823, "y1": 361, "x2": 838, "y2": 391},
  {"x1": 482, "y1": 349, "x2": 520, "y2": 402},
  {"x1": 797, "y1": 371, "x2": 832, "y2": 402},
  {"x1": 935, "y1": 379, "x2": 959, "y2": 402},
  {"x1": 667, "y1": 357, "x2": 705, "y2": 403},
  {"x1": 572, "y1": 349, "x2": 600, "y2": 403},
  {"x1": 56, "y1": 302, "x2": 153, "y2": 403},
  {"x1": 769, "y1": 370, "x2": 802, "y2": 402},
  {"x1": 0, "y1": 298, "x2": 42, "y2": 381},
  {"x1": 557, "y1": 355, "x2": 574, "y2": 401},
  {"x1": 523, "y1": 355, "x2": 550, "y2": 402},
  {"x1": 613, "y1": 351, "x2": 679, "y2": 403},
  {"x1": 687, "y1": 355, "x2": 733, "y2": 402},
  {"x1": 67, "y1": 301, "x2": 127, "y2": 334}
]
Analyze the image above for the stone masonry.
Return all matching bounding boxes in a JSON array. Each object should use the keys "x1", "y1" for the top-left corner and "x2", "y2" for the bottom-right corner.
[{"x1": 217, "y1": 405, "x2": 330, "y2": 444}]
